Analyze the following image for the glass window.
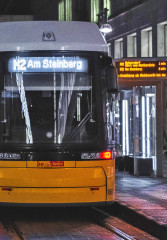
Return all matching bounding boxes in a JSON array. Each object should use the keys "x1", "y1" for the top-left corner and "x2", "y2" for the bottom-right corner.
[
  {"x1": 103, "y1": 0, "x2": 111, "y2": 17},
  {"x1": 0, "y1": 55, "x2": 97, "y2": 145},
  {"x1": 113, "y1": 86, "x2": 157, "y2": 172},
  {"x1": 107, "y1": 43, "x2": 111, "y2": 57},
  {"x1": 91, "y1": 0, "x2": 99, "y2": 23},
  {"x1": 127, "y1": 33, "x2": 137, "y2": 57},
  {"x1": 141, "y1": 27, "x2": 152, "y2": 57},
  {"x1": 66, "y1": 0, "x2": 72, "y2": 21},
  {"x1": 58, "y1": 0, "x2": 72, "y2": 21},
  {"x1": 157, "y1": 21, "x2": 167, "y2": 57},
  {"x1": 58, "y1": 0, "x2": 65, "y2": 21},
  {"x1": 148, "y1": 30, "x2": 152, "y2": 57},
  {"x1": 164, "y1": 83, "x2": 167, "y2": 149},
  {"x1": 114, "y1": 38, "x2": 123, "y2": 59}
]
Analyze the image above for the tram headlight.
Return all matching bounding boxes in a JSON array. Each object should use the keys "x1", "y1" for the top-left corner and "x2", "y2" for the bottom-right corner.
[
  {"x1": 81, "y1": 151, "x2": 113, "y2": 160},
  {"x1": 81, "y1": 153, "x2": 99, "y2": 159},
  {"x1": 0, "y1": 152, "x2": 21, "y2": 160}
]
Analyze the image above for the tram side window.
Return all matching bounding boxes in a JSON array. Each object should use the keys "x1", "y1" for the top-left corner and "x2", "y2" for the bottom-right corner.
[{"x1": 0, "y1": 81, "x2": 26, "y2": 143}]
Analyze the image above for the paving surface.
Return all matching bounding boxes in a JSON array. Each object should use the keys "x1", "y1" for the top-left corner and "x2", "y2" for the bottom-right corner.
[
  {"x1": 1, "y1": 206, "x2": 153, "y2": 240},
  {"x1": 115, "y1": 171, "x2": 167, "y2": 239}
]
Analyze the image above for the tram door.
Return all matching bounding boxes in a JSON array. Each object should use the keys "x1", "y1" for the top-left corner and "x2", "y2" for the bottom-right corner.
[{"x1": 114, "y1": 86, "x2": 156, "y2": 173}]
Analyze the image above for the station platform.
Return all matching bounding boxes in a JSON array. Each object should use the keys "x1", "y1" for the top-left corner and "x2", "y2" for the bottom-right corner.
[{"x1": 115, "y1": 171, "x2": 167, "y2": 239}]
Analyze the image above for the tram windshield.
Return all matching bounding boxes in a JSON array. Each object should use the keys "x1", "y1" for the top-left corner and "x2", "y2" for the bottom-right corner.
[{"x1": 0, "y1": 55, "x2": 97, "y2": 144}]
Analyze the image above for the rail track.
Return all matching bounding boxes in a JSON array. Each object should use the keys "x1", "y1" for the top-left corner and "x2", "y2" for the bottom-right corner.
[{"x1": 0, "y1": 206, "x2": 158, "y2": 240}]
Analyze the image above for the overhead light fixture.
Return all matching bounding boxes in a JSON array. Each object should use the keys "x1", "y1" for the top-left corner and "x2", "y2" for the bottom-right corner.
[{"x1": 100, "y1": 23, "x2": 112, "y2": 34}]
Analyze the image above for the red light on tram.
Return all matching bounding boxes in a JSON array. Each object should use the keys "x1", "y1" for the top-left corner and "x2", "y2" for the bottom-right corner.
[{"x1": 100, "y1": 151, "x2": 112, "y2": 159}]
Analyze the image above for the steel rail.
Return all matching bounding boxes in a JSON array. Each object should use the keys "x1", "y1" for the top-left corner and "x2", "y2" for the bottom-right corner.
[{"x1": 92, "y1": 207, "x2": 136, "y2": 240}]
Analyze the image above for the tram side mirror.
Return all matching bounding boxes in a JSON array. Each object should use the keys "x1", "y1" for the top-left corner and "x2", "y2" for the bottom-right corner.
[{"x1": 106, "y1": 58, "x2": 118, "y2": 93}]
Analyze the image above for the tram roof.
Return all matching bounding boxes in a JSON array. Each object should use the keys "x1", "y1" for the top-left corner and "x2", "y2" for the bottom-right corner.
[{"x1": 0, "y1": 21, "x2": 108, "y2": 53}]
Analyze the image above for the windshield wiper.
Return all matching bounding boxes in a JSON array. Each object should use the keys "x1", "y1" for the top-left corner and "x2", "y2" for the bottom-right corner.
[{"x1": 61, "y1": 112, "x2": 92, "y2": 153}]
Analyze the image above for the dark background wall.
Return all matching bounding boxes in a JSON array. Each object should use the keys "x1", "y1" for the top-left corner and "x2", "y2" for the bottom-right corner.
[
  {"x1": 108, "y1": 0, "x2": 167, "y2": 39},
  {"x1": 110, "y1": 0, "x2": 147, "y2": 17},
  {"x1": 107, "y1": 0, "x2": 167, "y2": 58},
  {"x1": 29, "y1": 0, "x2": 58, "y2": 20}
]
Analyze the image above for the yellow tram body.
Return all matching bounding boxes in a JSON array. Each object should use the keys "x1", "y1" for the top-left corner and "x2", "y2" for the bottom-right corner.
[
  {"x1": 0, "y1": 21, "x2": 117, "y2": 206},
  {"x1": 0, "y1": 160, "x2": 115, "y2": 205}
]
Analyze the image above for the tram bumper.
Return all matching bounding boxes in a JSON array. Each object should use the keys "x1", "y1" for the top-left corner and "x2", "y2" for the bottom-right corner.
[{"x1": 0, "y1": 160, "x2": 115, "y2": 205}]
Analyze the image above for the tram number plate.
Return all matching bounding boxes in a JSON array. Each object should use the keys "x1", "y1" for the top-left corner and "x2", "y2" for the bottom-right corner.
[{"x1": 37, "y1": 161, "x2": 64, "y2": 168}]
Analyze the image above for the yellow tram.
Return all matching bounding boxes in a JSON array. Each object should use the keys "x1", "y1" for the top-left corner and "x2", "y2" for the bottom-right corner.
[{"x1": 0, "y1": 21, "x2": 117, "y2": 206}]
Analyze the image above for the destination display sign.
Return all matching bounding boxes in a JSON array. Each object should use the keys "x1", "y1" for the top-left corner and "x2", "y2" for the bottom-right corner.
[
  {"x1": 8, "y1": 56, "x2": 88, "y2": 73},
  {"x1": 116, "y1": 61, "x2": 167, "y2": 78}
]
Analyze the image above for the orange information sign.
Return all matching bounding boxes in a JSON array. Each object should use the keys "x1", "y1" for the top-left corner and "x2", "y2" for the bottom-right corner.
[
  {"x1": 116, "y1": 61, "x2": 167, "y2": 78},
  {"x1": 37, "y1": 161, "x2": 64, "y2": 168}
]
